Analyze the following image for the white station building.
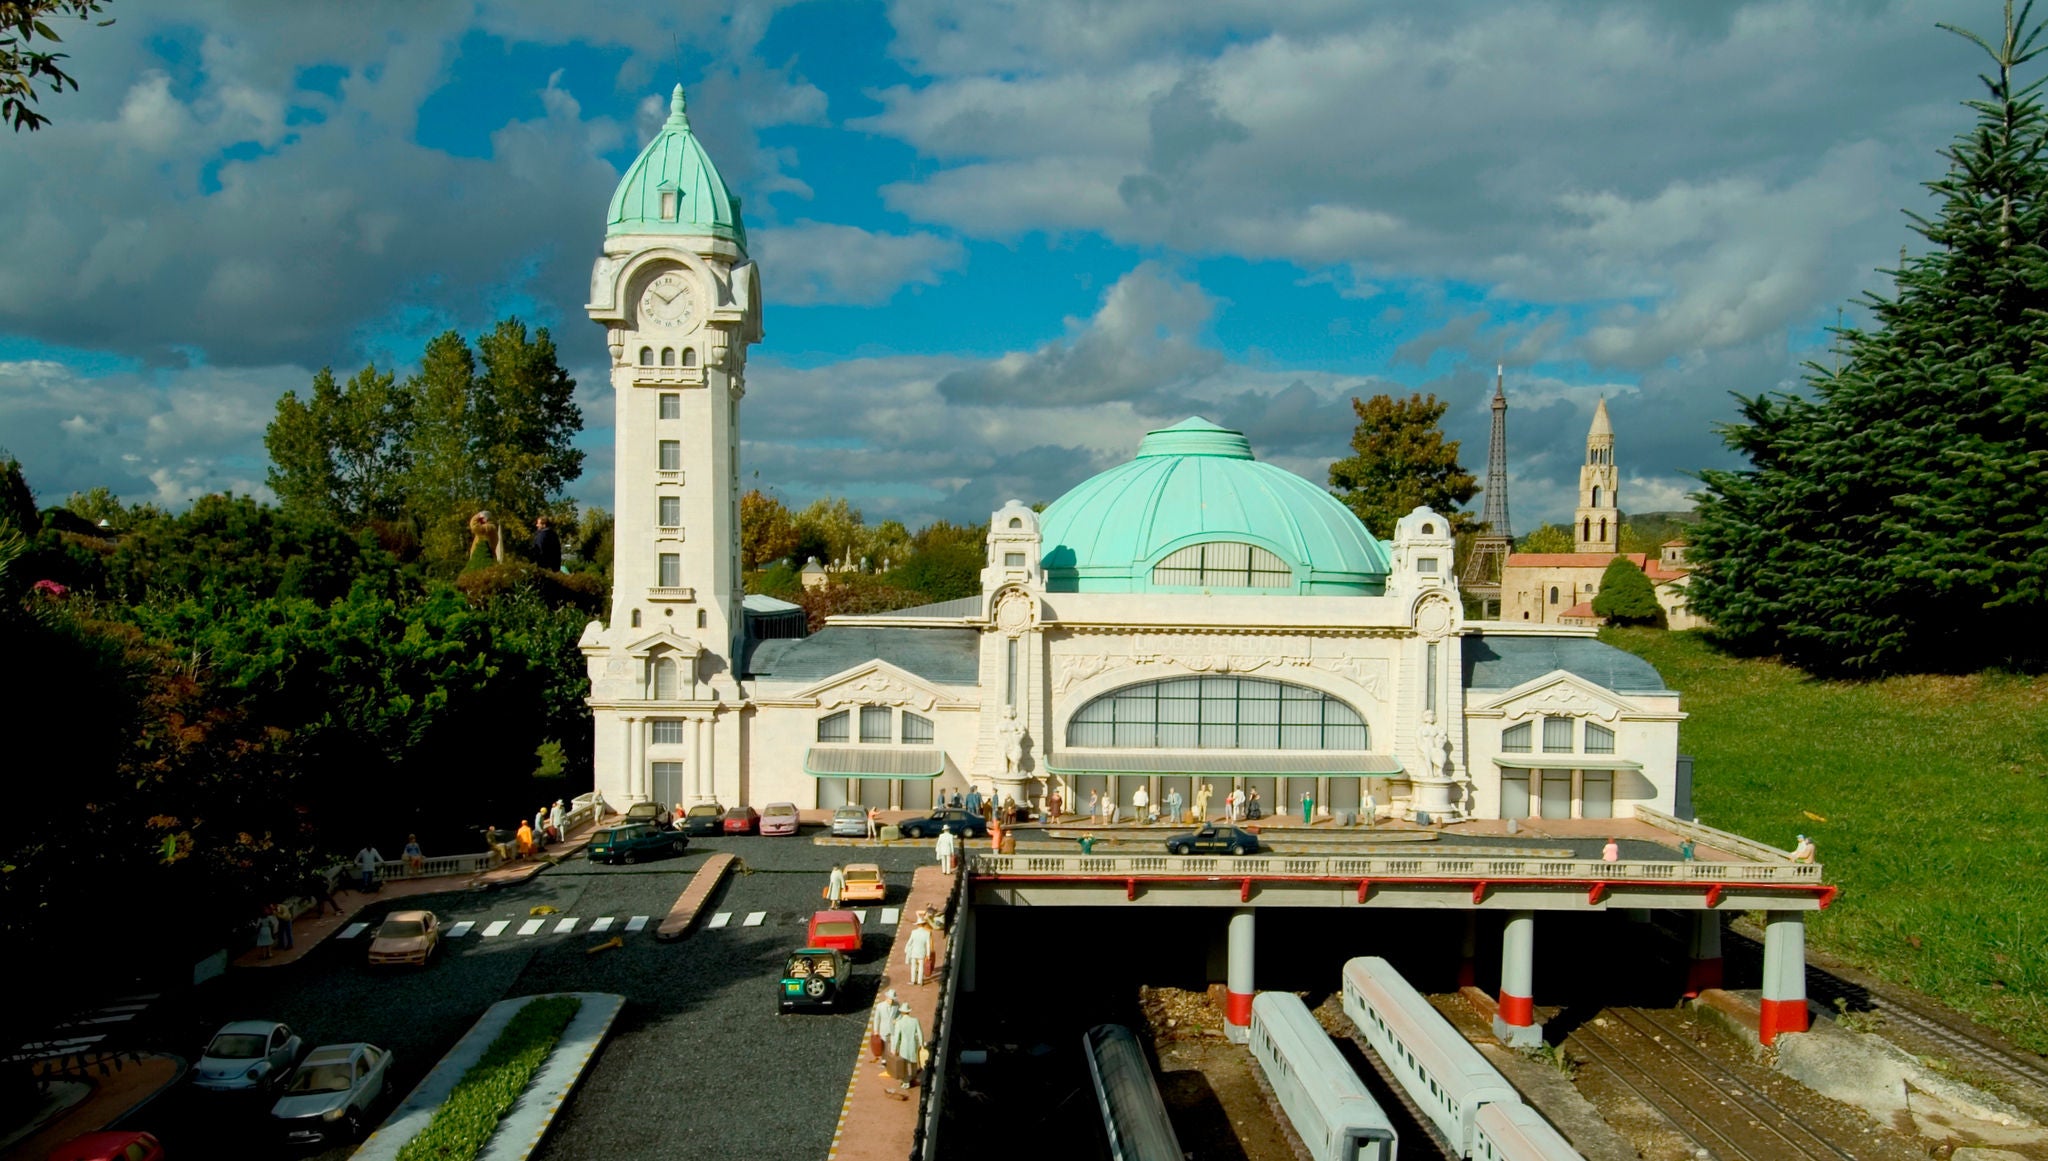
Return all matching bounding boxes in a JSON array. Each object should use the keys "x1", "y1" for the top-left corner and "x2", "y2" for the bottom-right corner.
[{"x1": 578, "y1": 88, "x2": 1689, "y2": 825}]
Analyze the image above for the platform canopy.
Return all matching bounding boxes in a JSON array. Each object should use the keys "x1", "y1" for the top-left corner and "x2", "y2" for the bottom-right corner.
[
  {"x1": 1044, "y1": 750, "x2": 1402, "y2": 777},
  {"x1": 1491, "y1": 756, "x2": 1644, "y2": 770},
  {"x1": 804, "y1": 746, "x2": 945, "y2": 779}
]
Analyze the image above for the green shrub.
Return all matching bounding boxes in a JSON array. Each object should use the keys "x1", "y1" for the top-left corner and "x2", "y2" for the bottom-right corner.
[
  {"x1": 1591, "y1": 557, "x2": 1662, "y2": 626},
  {"x1": 395, "y1": 995, "x2": 581, "y2": 1161}
]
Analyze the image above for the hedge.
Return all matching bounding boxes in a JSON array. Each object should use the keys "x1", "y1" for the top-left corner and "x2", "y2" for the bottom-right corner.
[{"x1": 395, "y1": 995, "x2": 583, "y2": 1161}]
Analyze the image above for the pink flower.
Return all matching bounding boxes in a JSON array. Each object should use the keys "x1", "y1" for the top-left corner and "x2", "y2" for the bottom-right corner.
[{"x1": 31, "y1": 579, "x2": 68, "y2": 598}]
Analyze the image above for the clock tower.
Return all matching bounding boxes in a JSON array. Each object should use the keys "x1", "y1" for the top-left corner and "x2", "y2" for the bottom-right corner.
[{"x1": 580, "y1": 85, "x2": 764, "y2": 810}]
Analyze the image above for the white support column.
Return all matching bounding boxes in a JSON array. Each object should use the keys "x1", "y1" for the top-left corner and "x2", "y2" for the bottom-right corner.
[
  {"x1": 1493, "y1": 910, "x2": 1543, "y2": 1047},
  {"x1": 1225, "y1": 908, "x2": 1255, "y2": 1044},
  {"x1": 1684, "y1": 911, "x2": 1723, "y2": 997},
  {"x1": 1760, "y1": 911, "x2": 1808, "y2": 1044}
]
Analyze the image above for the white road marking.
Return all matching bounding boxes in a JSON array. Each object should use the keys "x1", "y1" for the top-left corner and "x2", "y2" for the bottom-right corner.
[
  {"x1": 742, "y1": 911, "x2": 767, "y2": 927},
  {"x1": 881, "y1": 909, "x2": 900, "y2": 926},
  {"x1": 337, "y1": 923, "x2": 369, "y2": 939},
  {"x1": 707, "y1": 912, "x2": 731, "y2": 929},
  {"x1": 554, "y1": 918, "x2": 578, "y2": 934},
  {"x1": 482, "y1": 920, "x2": 510, "y2": 937},
  {"x1": 72, "y1": 1013, "x2": 136, "y2": 1025},
  {"x1": 447, "y1": 921, "x2": 474, "y2": 938},
  {"x1": 625, "y1": 915, "x2": 649, "y2": 932},
  {"x1": 589, "y1": 917, "x2": 613, "y2": 933},
  {"x1": 850, "y1": 910, "x2": 867, "y2": 924},
  {"x1": 517, "y1": 919, "x2": 545, "y2": 936}
]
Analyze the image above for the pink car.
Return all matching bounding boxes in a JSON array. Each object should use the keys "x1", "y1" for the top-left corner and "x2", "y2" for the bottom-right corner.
[{"x1": 760, "y1": 802, "x2": 800, "y2": 836}]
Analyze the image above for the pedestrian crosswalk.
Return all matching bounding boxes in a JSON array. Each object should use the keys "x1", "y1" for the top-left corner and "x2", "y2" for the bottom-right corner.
[
  {"x1": 12, "y1": 993, "x2": 158, "y2": 1062},
  {"x1": 325, "y1": 905, "x2": 913, "y2": 949}
]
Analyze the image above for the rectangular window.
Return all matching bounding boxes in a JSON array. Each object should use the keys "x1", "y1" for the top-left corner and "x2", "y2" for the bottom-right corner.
[
  {"x1": 1501, "y1": 721, "x2": 1533, "y2": 753},
  {"x1": 860, "y1": 705, "x2": 892, "y2": 744},
  {"x1": 902, "y1": 712, "x2": 935, "y2": 745},
  {"x1": 1425, "y1": 643, "x2": 1439, "y2": 714},
  {"x1": 1006, "y1": 637, "x2": 1018, "y2": 707},
  {"x1": 1543, "y1": 715, "x2": 1574, "y2": 752},
  {"x1": 817, "y1": 711, "x2": 849, "y2": 743},
  {"x1": 658, "y1": 440, "x2": 682, "y2": 471},
  {"x1": 1418, "y1": 556, "x2": 1439, "y2": 573},
  {"x1": 1004, "y1": 552, "x2": 1025, "y2": 567},
  {"x1": 658, "y1": 393, "x2": 681, "y2": 420},
  {"x1": 651, "y1": 719, "x2": 685, "y2": 745},
  {"x1": 658, "y1": 495, "x2": 681, "y2": 528},
  {"x1": 1585, "y1": 722, "x2": 1616, "y2": 754},
  {"x1": 658, "y1": 553, "x2": 681, "y2": 588}
]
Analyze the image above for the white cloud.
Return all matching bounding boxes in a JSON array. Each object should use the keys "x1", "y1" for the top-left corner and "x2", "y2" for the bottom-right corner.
[{"x1": 751, "y1": 223, "x2": 966, "y2": 306}]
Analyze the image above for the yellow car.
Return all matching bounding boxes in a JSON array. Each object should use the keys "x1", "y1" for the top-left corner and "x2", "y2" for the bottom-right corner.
[
  {"x1": 366, "y1": 910, "x2": 440, "y2": 967},
  {"x1": 840, "y1": 863, "x2": 886, "y2": 903}
]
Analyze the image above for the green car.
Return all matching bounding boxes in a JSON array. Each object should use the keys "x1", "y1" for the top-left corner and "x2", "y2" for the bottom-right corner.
[{"x1": 588, "y1": 823, "x2": 688, "y2": 865}]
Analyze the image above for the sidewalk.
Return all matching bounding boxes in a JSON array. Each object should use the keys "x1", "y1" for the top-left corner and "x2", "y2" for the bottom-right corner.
[
  {"x1": 0, "y1": 1055, "x2": 184, "y2": 1161},
  {"x1": 826, "y1": 866, "x2": 954, "y2": 1161}
]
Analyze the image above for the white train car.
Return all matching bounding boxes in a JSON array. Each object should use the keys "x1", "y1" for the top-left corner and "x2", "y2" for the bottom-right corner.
[
  {"x1": 1474, "y1": 1101, "x2": 1583, "y2": 1161},
  {"x1": 1082, "y1": 1024, "x2": 1186, "y2": 1161},
  {"x1": 1249, "y1": 992, "x2": 1399, "y2": 1161},
  {"x1": 1340, "y1": 957, "x2": 1520, "y2": 1159}
]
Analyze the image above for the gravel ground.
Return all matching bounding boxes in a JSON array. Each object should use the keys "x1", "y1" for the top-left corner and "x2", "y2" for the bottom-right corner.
[{"x1": 116, "y1": 833, "x2": 930, "y2": 1161}]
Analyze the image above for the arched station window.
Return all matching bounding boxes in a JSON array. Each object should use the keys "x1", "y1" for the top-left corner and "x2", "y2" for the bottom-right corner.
[
  {"x1": 1150, "y1": 542, "x2": 1292, "y2": 588},
  {"x1": 1066, "y1": 677, "x2": 1367, "y2": 750},
  {"x1": 638, "y1": 347, "x2": 653, "y2": 366},
  {"x1": 660, "y1": 347, "x2": 676, "y2": 367},
  {"x1": 681, "y1": 348, "x2": 697, "y2": 367},
  {"x1": 817, "y1": 711, "x2": 850, "y2": 743}
]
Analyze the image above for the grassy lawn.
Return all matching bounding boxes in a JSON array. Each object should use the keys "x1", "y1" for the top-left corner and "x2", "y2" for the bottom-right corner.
[{"x1": 1601, "y1": 628, "x2": 2048, "y2": 1053}]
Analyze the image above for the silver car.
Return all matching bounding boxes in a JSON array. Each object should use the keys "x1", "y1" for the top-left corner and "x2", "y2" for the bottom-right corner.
[
  {"x1": 191, "y1": 1020, "x2": 301, "y2": 1093},
  {"x1": 830, "y1": 805, "x2": 870, "y2": 838},
  {"x1": 270, "y1": 1042, "x2": 392, "y2": 1143}
]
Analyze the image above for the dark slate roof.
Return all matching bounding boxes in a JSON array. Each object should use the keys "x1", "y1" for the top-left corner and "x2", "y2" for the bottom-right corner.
[
  {"x1": 1462, "y1": 634, "x2": 1673, "y2": 694},
  {"x1": 859, "y1": 595, "x2": 983, "y2": 619},
  {"x1": 744, "y1": 625, "x2": 982, "y2": 686}
]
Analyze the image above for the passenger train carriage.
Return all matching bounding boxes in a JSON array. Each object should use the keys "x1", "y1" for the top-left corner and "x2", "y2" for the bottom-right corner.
[
  {"x1": 1081, "y1": 1024, "x2": 1185, "y2": 1161},
  {"x1": 1473, "y1": 1101, "x2": 1582, "y2": 1161},
  {"x1": 1250, "y1": 992, "x2": 1399, "y2": 1161}
]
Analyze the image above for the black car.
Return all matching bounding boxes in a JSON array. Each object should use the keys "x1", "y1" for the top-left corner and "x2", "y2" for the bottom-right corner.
[
  {"x1": 1164, "y1": 824, "x2": 1259, "y2": 856},
  {"x1": 587, "y1": 823, "x2": 688, "y2": 864},
  {"x1": 779, "y1": 948, "x2": 851, "y2": 1012},
  {"x1": 897, "y1": 808, "x2": 988, "y2": 840},
  {"x1": 681, "y1": 803, "x2": 727, "y2": 836}
]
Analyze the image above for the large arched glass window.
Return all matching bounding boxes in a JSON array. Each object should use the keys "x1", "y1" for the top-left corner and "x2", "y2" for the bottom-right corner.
[
  {"x1": 1150, "y1": 542, "x2": 1292, "y2": 589},
  {"x1": 1066, "y1": 677, "x2": 1367, "y2": 750}
]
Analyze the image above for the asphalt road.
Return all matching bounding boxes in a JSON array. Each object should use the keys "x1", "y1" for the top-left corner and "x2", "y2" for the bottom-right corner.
[{"x1": 119, "y1": 833, "x2": 932, "y2": 1161}]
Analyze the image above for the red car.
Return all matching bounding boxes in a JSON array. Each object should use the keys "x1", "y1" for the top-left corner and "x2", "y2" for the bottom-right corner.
[
  {"x1": 47, "y1": 1131, "x2": 165, "y2": 1161},
  {"x1": 721, "y1": 805, "x2": 760, "y2": 835},
  {"x1": 807, "y1": 909, "x2": 863, "y2": 954}
]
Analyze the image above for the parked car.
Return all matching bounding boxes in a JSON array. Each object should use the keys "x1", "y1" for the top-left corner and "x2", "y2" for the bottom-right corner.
[
  {"x1": 779, "y1": 948, "x2": 851, "y2": 1012},
  {"x1": 722, "y1": 805, "x2": 761, "y2": 835},
  {"x1": 682, "y1": 803, "x2": 726, "y2": 836},
  {"x1": 623, "y1": 801, "x2": 670, "y2": 829},
  {"x1": 588, "y1": 823, "x2": 689, "y2": 865},
  {"x1": 192, "y1": 1020, "x2": 302, "y2": 1093},
  {"x1": 897, "y1": 808, "x2": 988, "y2": 840},
  {"x1": 806, "y1": 909, "x2": 863, "y2": 954},
  {"x1": 46, "y1": 1131, "x2": 164, "y2": 1161},
  {"x1": 269, "y1": 1042, "x2": 393, "y2": 1144},
  {"x1": 829, "y1": 805, "x2": 870, "y2": 838},
  {"x1": 367, "y1": 910, "x2": 440, "y2": 967},
  {"x1": 759, "y1": 801, "x2": 801, "y2": 836},
  {"x1": 840, "y1": 863, "x2": 887, "y2": 903},
  {"x1": 1164, "y1": 824, "x2": 1260, "y2": 856}
]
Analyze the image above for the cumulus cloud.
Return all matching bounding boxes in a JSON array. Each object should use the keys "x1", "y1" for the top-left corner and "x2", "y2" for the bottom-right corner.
[{"x1": 751, "y1": 223, "x2": 966, "y2": 306}]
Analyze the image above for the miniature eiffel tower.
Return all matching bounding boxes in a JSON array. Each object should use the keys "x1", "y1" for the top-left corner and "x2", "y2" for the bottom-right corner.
[{"x1": 1460, "y1": 365, "x2": 1513, "y2": 617}]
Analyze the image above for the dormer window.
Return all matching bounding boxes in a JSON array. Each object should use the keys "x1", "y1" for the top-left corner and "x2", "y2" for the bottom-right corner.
[{"x1": 660, "y1": 190, "x2": 678, "y2": 220}]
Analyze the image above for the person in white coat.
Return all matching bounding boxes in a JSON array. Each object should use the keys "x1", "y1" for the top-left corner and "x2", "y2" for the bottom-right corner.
[
  {"x1": 934, "y1": 826, "x2": 958, "y2": 875},
  {"x1": 904, "y1": 919, "x2": 935, "y2": 986},
  {"x1": 868, "y1": 989, "x2": 899, "y2": 1066},
  {"x1": 827, "y1": 864, "x2": 847, "y2": 907},
  {"x1": 354, "y1": 845, "x2": 384, "y2": 892},
  {"x1": 1132, "y1": 784, "x2": 1150, "y2": 824},
  {"x1": 887, "y1": 1007, "x2": 925, "y2": 1095}
]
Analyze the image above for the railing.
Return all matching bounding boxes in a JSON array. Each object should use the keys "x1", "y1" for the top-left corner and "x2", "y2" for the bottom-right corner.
[
  {"x1": 915, "y1": 868, "x2": 972, "y2": 1161},
  {"x1": 969, "y1": 851, "x2": 1826, "y2": 885},
  {"x1": 1632, "y1": 807, "x2": 1801, "y2": 865},
  {"x1": 369, "y1": 793, "x2": 609, "y2": 881}
]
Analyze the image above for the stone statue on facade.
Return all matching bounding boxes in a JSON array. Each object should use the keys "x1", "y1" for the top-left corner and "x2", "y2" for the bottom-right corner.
[
  {"x1": 1416, "y1": 710, "x2": 1450, "y2": 781},
  {"x1": 999, "y1": 709, "x2": 1026, "y2": 776}
]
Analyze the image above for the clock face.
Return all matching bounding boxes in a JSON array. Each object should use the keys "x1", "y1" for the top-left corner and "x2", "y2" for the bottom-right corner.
[{"x1": 640, "y1": 272, "x2": 699, "y2": 330}]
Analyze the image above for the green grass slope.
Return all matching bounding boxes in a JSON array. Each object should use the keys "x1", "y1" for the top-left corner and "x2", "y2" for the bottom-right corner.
[{"x1": 1602, "y1": 628, "x2": 2048, "y2": 1052}]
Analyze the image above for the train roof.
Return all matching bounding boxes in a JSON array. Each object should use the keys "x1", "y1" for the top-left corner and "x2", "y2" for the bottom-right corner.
[
  {"x1": 1251, "y1": 992, "x2": 1376, "y2": 1102},
  {"x1": 1476, "y1": 1100, "x2": 1586, "y2": 1160},
  {"x1": 1345, "y1": 956, "x2": 1517, "y2": 1097}
]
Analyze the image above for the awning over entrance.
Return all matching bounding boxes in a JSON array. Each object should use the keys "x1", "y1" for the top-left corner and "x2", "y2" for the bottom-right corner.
[
  {"x1": 804, "y1": 746, "x2": 946, "y2": 779},
  {"x1": 1045, "y1": 750, "x2": 1403, "y2": 777},
  {"x1": 1493, "y1": 756, "x2": 1644, "y2": 770}
]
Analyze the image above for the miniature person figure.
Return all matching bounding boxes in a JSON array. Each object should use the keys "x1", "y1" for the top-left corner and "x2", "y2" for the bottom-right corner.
[
  {"x1": 1078, "y1": 834, "x2": 1097, "y2": 855},
  {"x1": 276, "y1": 901, "x2": 295, "y2": 949},
  {"x1": 1678, "y1": 838, "x2": 1696, "y2": 862},
  {"x1": 531, "y1": 515, "x2": 562, "y2": 572},
  {"x1": 828, "y1": 864, "x2": 847, "y2": 908},
  {"x1": 965, "y1": 784, "x2": 984, "y2": 817},
  {"x1": 905, "y1": 919, "x2": 934, "y2": 986},
  {"x1": 1165, "y1": 786, "x2": 1184, "y2": 825},
  {"x1": 533, "y1": 807, "x2": 549, "y2": 850},
  {"x1": 866, "y1": 805, "x2": 881, "y2": 841},
  {"x1": 1790, "y1": 834, "x2": 1816, "y2": 863},
  {"x1": 590, "y1": 790, "x2": 609, "y2": 822},
  {"x1": 1102, "y1": 792, "x2": 1116, "y2": 825},
  {"x1": 1086, "y1": 790, "x2": 1100, "y2": 823},
  {"x1": 1048, "y1": 787, "x2": 1062, "y2": 820},
  {"x1": 516, "y1": 820, "x2": 534, "y2": 858},
  {"x1": 935, "y1": 826, "x2": 958, "y2": 875},
  {"x1": 1246, "y1": 787, "x2": 1263, "y2": 820},
  {"x1": 869, "y1": 989, "x2": 899, "y2": 1066},
  {"x1": 1132, "y1": 783, "x2": 1150, "y2": 824},
  {"x1": 254, "y1": 906, "x2": 278, "y2": 960},
  {"x1": 1363, "y1": 790, "x2": 1377, "y2": 828},
  {"x1": 354, "y1": 844, "x2": 385, "y2": 892},
  {"x1": 888, "y1": 1006, "x2": 926, "y2": 1096},
  {"x1": 403, "y1": 834, "x2": 425, "y2": 875},
  {"x1": 1301, "y1": 788, "x2": 1315, "y2": 825},
  {"x1": 1602, "y1": 837, "x2": 1621, "y2": 863},
  {"x1": 550, "y1": 799, "x2": 566, "y2": 840}
]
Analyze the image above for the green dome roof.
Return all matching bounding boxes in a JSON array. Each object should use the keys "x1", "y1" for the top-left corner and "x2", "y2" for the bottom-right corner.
[
  {"x1": 605, "y1": 85, "x2": 747, "y2": 247},
  {"x1": 1039, "y1": 417, "x2": 1390, "y2": 595}
]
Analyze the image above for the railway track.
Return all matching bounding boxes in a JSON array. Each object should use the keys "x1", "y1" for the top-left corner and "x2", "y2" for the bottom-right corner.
[
  {"x1": 1566, "y1": 1007, "x2": 1856, "y2": 1161},
  {"x1": 1724, "y1": 929, "x2": 2048, "y2": 1097}
]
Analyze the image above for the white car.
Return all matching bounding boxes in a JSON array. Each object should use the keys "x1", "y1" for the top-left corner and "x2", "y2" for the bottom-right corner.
[
  {"x1": 192, "y1": 1020, "x2": 301, "y2": 1093},
  {"x1": 270, "y1": 1042, "x2": 393, "y2": 1144}
]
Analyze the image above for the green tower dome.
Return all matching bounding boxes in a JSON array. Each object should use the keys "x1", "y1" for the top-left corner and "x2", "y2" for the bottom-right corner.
[
  {"x1": 605, "y1": 85, "x2": 747, "y2": 247},
  {"x1": 1038, "y1": 417, "x2": 1391, "y2": 594}
]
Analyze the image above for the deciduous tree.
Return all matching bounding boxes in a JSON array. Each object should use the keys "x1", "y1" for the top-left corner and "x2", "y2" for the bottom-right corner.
[
  {"x1": 1, "y1": 0, "x2": 113, "y2": 132},
  {"x1": 1328, "y1": 393, "x2": 1478, "y2": 539},
  {"x1": 739, "y1": 490, "x2": 798, "y2": 569}
]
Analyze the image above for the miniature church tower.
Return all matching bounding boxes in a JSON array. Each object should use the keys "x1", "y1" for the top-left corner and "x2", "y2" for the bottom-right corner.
[
  {"x1": 1574, "y1": 398, "x2": 1619, "y2": 554},
  {"x1": 578, "y1": 85, "x2": 764, "y2": 809}
]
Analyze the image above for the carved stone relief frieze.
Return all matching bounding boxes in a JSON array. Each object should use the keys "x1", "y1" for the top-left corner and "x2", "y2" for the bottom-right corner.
[
  {"x1": 1500, "y1": 683, "x2": 1623, "y2": 723},
  {"x1": 816, "y1": 671, "x2": 938, "y2": 712},
  {"x1": 1050, "y1": 636, "x2": 1389, "y2": 701}
]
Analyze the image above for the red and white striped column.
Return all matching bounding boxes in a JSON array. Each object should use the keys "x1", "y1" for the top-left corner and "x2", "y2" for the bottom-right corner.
[
  {"x1": 1683, "y1": 911, "x2": 1723, "y2": 997},
  {"x1": 1759, "y1": 911, "x2": 1810, "y2": 1044},
  {"x1": 1225, "y1": 908, "x2": 1255, "y2": 1044},
  {"x1": 1492, "y1": 910, "x2": 1543, "y2": 1047}
]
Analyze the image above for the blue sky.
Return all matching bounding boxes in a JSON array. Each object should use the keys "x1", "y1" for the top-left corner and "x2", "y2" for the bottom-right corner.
[{"x1": 0, "y1": 0, "x2": 1993, "y2": 529}]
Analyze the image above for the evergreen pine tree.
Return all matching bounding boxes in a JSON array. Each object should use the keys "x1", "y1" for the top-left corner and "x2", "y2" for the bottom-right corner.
[
  {"x1": 1591, "y1": 557, "x2": 1662, "y2": 626},
  {"x1": 1692, "y1": 1, "x2": 2048, "y2": 673}
]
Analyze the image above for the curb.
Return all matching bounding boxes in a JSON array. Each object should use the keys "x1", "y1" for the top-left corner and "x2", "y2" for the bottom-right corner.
[
  {"x1": 353, "y1": 992, "x2": 625, "y2": 1161},
  {"x1": 656, "y1": 853, "x2": 737, "y2": 941}
]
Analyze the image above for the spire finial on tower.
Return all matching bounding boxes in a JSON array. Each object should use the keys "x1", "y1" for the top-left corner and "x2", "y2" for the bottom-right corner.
[
  {"x1": 1589, "y1": 395, "x2": 1613, "y2": 438},
  {"x1": 1493, "y1": 363, "x2": 1505, "y2": 401},
  {"x1": 668, "y1": 84, "x2": 689, "y2": 127}
]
